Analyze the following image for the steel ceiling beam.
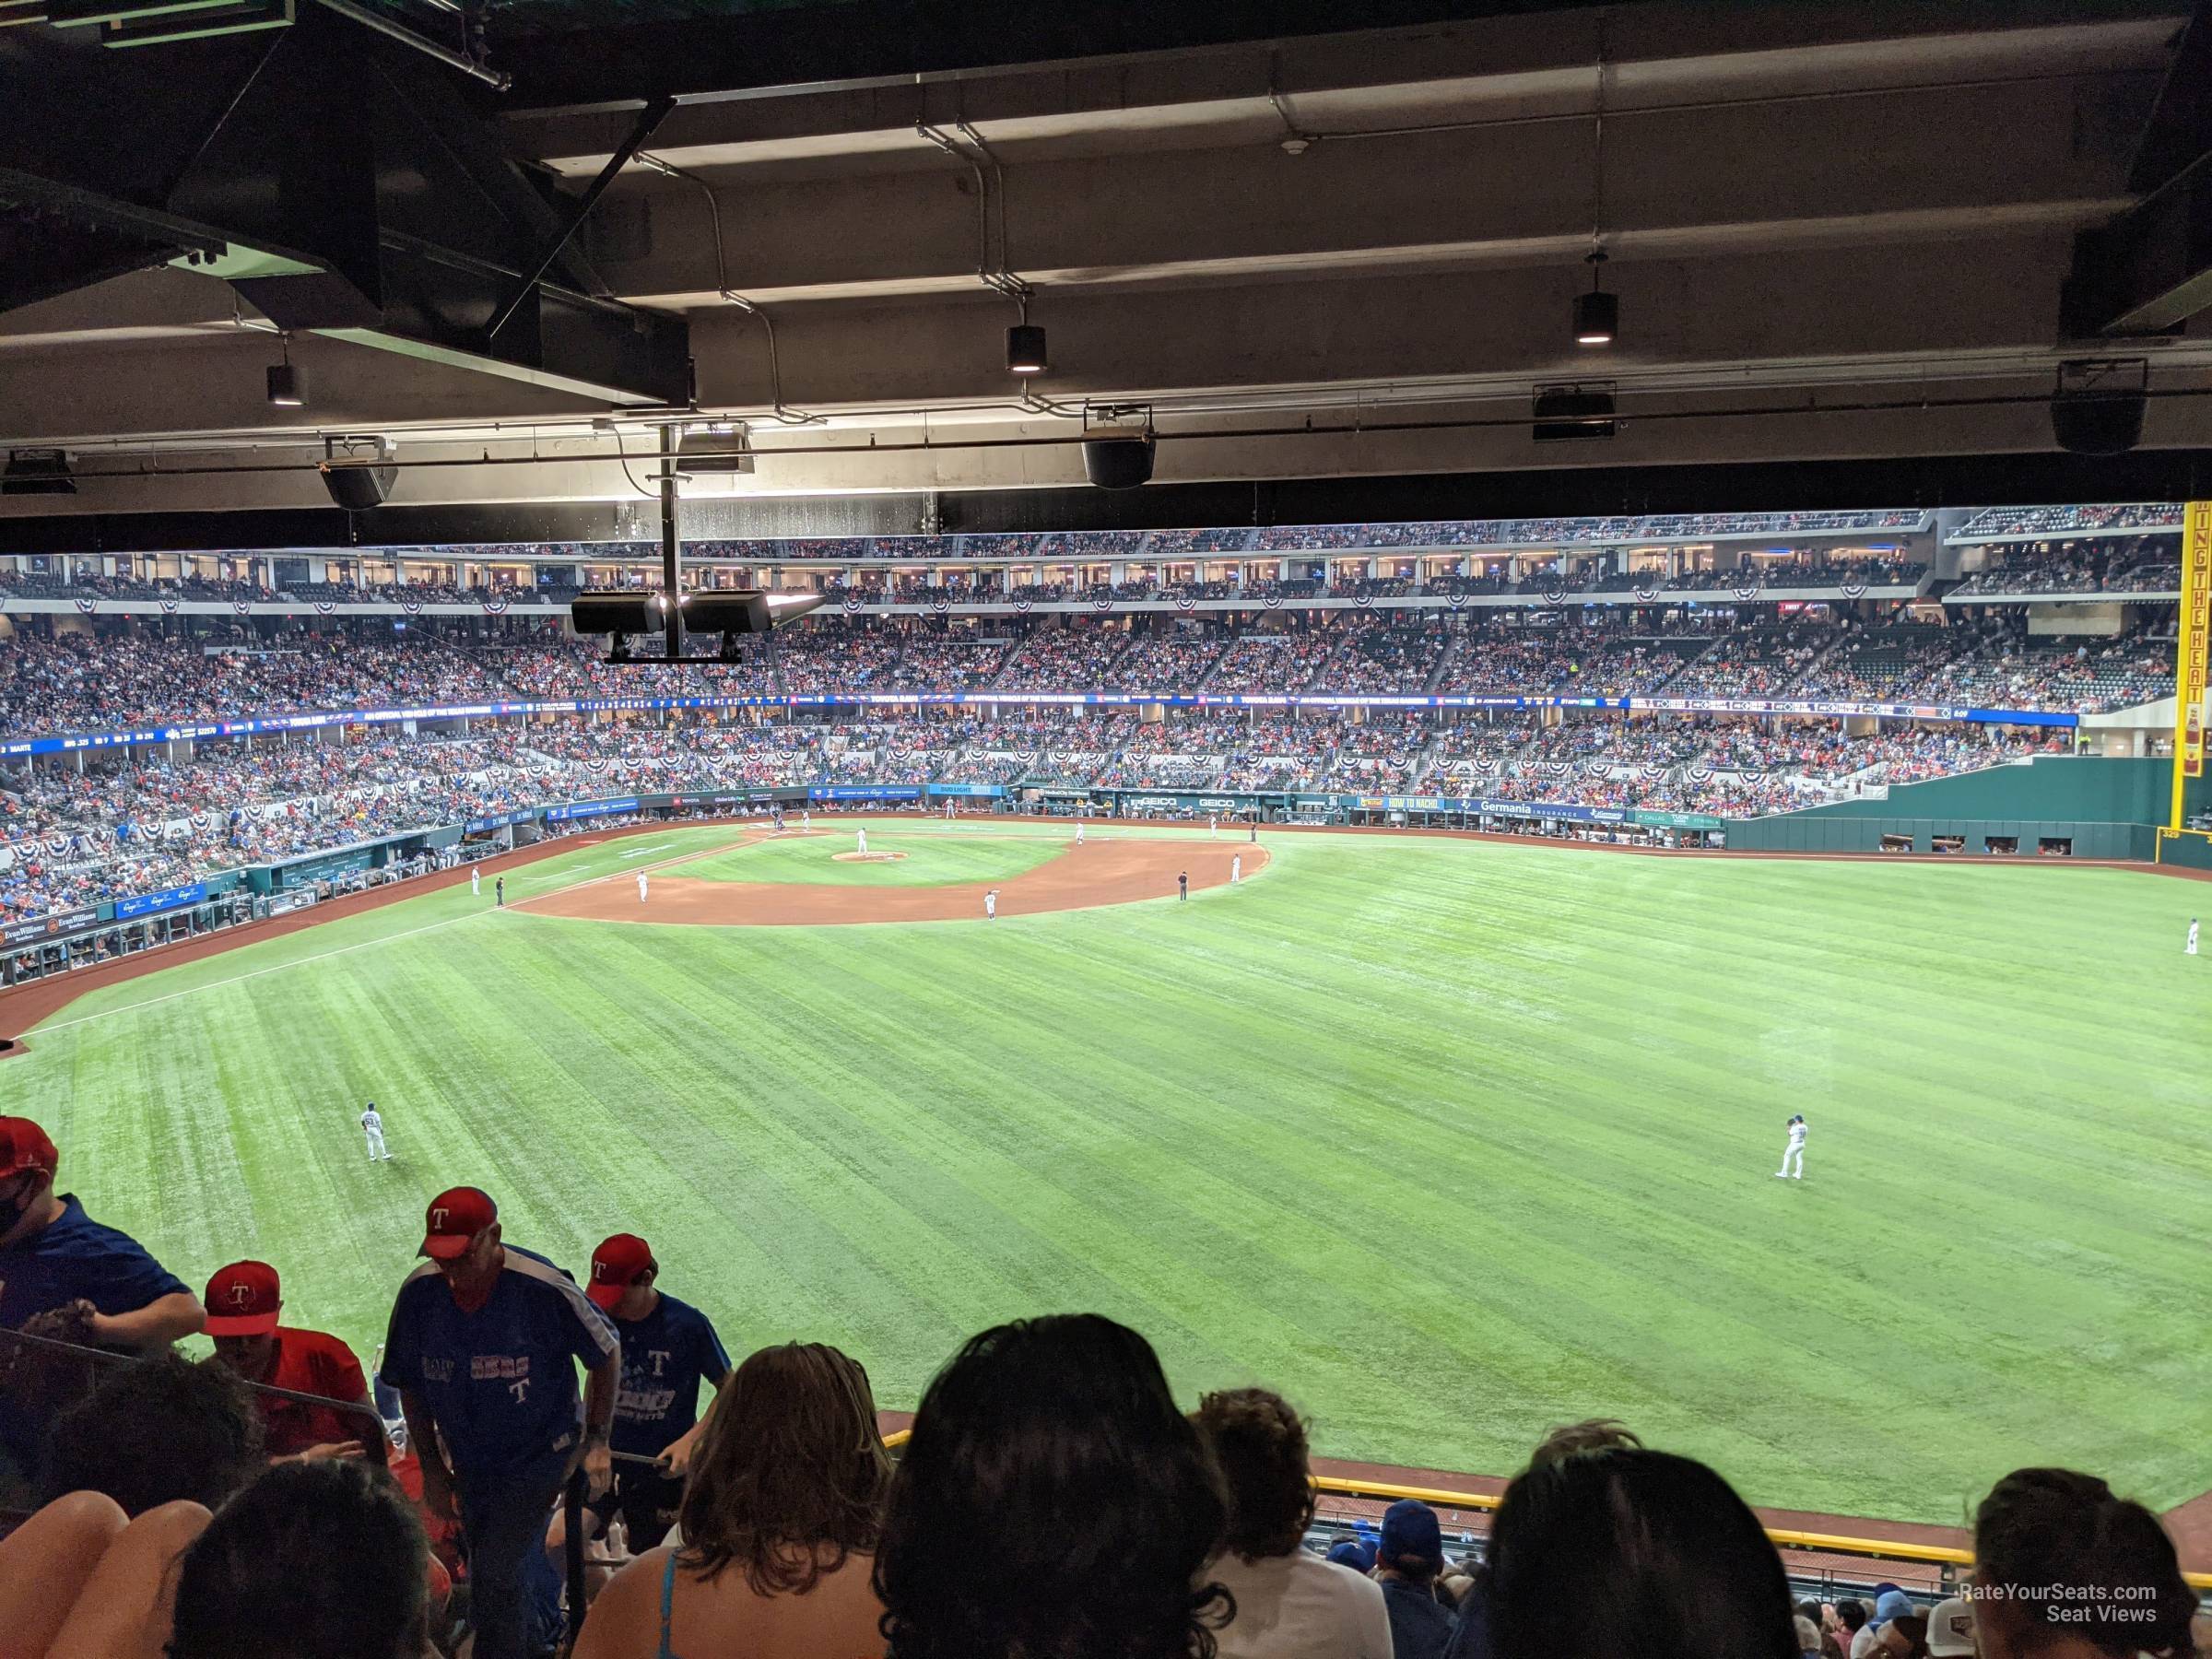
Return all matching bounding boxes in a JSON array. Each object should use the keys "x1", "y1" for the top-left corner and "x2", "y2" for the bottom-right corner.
[{"x1": 0, "y1": 6, "x2": 688, "y2": 403}]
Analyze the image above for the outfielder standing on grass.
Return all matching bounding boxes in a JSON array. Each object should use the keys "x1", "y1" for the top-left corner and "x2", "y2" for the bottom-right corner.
[
  {"x1": 381, "y1": 1185, "x2": 620, "y2": 1659},
  {"x1": 361, "y1": 1100, "x2": 390, "y2": 1161},
  {"x1": 0, "y1": 1116, "x2": 206, "y2": 1497},
  {"x1": 1776, "y1": 1114, "x2": 1807, "y2": 1181}
]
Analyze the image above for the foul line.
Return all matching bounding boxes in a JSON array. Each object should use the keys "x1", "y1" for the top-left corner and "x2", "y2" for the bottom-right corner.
[{"x1": 32, "y1": 830, "x2": 760, "y2": 1036}]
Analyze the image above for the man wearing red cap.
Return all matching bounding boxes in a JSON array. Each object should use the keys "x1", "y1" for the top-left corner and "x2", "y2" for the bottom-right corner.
[
  {"x1": 380, "y1": 1185, "x2": 619, "y2": 1659},
  {"x1": 582, "y1": 1232, "x2": 731, "y2": 1549},
  {"x1": 0, "y1": 1115, "x2": 204, "y2": 1488},
  {"x1": 204, "y1": 1261, "x2": 382, "y2": 1465}
]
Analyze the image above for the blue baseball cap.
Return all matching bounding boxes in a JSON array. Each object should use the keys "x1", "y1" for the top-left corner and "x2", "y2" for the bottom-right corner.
[
  {"x1": 1325, "y1": 1538, "x2": 1377, "y2": 1572},
  {"x1": 1875, "y1": 1590, "x2": 1916, "y2": 1626},
  {"x1": 1380, "y1": 1499, "x2": 1444, "y2": 1569}
]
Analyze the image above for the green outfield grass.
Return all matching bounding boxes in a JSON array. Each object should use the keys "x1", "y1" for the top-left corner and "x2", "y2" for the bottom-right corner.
[
  {"x1": 671, "y1": 827, "x2": 1067, "y2": 887},
  {"x1": 9, "y1": 818, "x2": 2210, "y2": 1525}
]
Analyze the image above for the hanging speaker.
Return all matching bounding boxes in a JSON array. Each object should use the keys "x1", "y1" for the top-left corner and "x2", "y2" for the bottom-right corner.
[
  {"x1": 319, "y1": 437, "x2": 396, "y2": 511},
  {"x1": 1083, "y1": 434, "x2": 1155, "y2": 489},
  {"x1": 2050, "y1": 359, "x2": 2147, "y2": 456}
]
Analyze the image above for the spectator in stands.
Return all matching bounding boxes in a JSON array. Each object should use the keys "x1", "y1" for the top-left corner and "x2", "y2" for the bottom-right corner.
[
  {"x1": 0, "y1": 1116, "x2": 206, "y2": 1494},
  {"x1": 1969, "y1": 1467, "x2": 2198, "y2": 1659},
  {"x1": 571, "y1": 1342, "x2": 888, "y2": 1659},
  {"x1": 0, "y1": 1488, "x2": 211, "y2": 1659},
  {"x1": 1329, "y1": 1537, "x2": 1379, "y2": 1573},
  {"x1": 1374, "y1": 1499, "x2": 1455, "y2": 1659},
  {"x1": 1526, "y1": 1417, "x2": 1642, "y2": 1466},
  {"x1": 41, "y1": 1351, "x2": 265, "y2": 1516},
  {"x1": 549, "y1": 1231, "x2": 733, "y2": 1584},
  {"x1": 875, "y1": 1313, "x2": 1231, "y2": 1659},
  {"x1": 203, "y1": 1259, "x2": 382, "y2": 1465},
  {"x1": 379, "y1": 1184, "x2": 620, "y2": 1659},
  {"x1": 1854, "y1": 1589, "x2": 1918, "y2": 1659},
  {"x1": 1488, "y1": 1447, "x2": 1796, "y2": 1659},
  {"x1": 1194, "y1": 1386, "x2": 1391, "y2": 1659},
  {"x1": 1832, "y1": 1598, "x2": 1868, "y2": 1654},
  {"x1": 167, "y1": 1458, "x2": 432, "y2": 1659},
  {"x1": 0, "y1": 1487, "x2": 128, "y2": 1656}
]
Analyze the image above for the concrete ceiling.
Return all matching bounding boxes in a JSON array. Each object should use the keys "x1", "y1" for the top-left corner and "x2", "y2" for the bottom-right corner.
[{"x1": 3, "y1": 0, "x2": 2210, "y2": 524}]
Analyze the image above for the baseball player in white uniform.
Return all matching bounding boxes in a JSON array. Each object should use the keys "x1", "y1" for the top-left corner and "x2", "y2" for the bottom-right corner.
[
  {"x1": 1076, "y1": 821, "x2": 1085, "y2": 846},
  {"x1": 2189, "y1": 917, "x2": 2199, "y2": 957},
  {"x1": 637, "y1": 872, "x2": 649, "y2": 903},
  {"x1": 985, "y1": 889, "x2": 997, "y2": 920},
  {"x1": 1209, "y1": 815, "x2": 1218, "y2": 838},
  {"x1": 857, "y1": 827, "x2": 868, "y2": 855},
  {"x1": 1231, "y1": 853, "x2": 1242, "y2": 884},
  {"x1": 803, "y1": 808, "x2": 811, "y2": 832},
  {"x1": 360, "y1": 1102, "x2": 389, "y2": 1161},
  {"x1": 1775, "y1": 1114, "x2": 1806, "y2": 1180},
  {"x1": 470, "y1": 866, "x2": 480, "y2": 897}
]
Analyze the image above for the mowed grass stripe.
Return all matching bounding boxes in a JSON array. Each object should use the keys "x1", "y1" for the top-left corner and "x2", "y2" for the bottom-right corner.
[{"x1": 6, "y1": 820, "x2": 2207, "y2": 1523}]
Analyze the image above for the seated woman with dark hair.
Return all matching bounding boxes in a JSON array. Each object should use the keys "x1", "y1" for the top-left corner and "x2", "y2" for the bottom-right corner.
[
  {"x1": 1970, "y1": 1468, "x2": 2199, "y2": 1659},
  {"x1": 571, "y1": 1343, "x2": 889, "y2": 1659},
  {"x1": 1487, "y1": 1446, "x2": 1798, "y2": 1659},
  {"x1": 166, "y1": 1459, "x2": 430, "y2": 1659},
  {"x1": 874, "y1": 1313, "x2": 1233, "y2": 1659},
  {"x1": 1192, "y1": 1387, "x2": 1389, "y2": 1659}
]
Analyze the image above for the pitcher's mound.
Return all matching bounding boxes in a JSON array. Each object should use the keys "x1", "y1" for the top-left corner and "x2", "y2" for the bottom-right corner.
[{"x1": 833, "y1": 850, "x2": 909, "y2": 864}]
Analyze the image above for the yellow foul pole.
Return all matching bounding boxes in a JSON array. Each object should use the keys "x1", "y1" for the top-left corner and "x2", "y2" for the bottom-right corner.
[{"x1": 2176, "y1": 500, "x2": 2212, "y2": 830}]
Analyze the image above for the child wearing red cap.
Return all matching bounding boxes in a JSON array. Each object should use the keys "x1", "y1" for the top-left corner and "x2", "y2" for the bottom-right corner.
[{"x1": 204, "y1": 1260, "x2": 382, "y2": 1464}]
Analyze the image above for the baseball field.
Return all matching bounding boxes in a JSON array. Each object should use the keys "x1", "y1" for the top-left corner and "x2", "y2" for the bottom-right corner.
[{"x1": 6, "y1": 818, "x2": 2208, "y2": 1526}]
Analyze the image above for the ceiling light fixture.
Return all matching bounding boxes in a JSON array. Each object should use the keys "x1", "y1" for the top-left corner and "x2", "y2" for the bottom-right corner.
[
  {"x1": 266, "y1": 334, "x2": 304, "y2": 406},
  {"x1": 1006, "y1": 320, "x2": 1048, "y2": 375},
  {"x1": 1575, "y1": 251, "x2": 1617, "y2": 347}
]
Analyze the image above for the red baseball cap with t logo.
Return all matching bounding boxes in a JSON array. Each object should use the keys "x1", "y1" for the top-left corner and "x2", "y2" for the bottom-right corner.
[
  {"x1": 421, "y1": 1186, "x2": 498, "y2": 1260},
  {"x1": 204, "y1": 1260, "x2": 282, "y2": 1336},
  {"x1": 0, "y1": 1116, "x2": 58, "y2": 1180},
  {"x1": 586, "y1": 1233, "x2": 655, "y2": 1309}
]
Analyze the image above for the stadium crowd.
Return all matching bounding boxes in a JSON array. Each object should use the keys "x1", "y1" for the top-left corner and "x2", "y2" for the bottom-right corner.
[{"x1": 1, "y1": 1116, "x2": 2200, "y2": 1659}]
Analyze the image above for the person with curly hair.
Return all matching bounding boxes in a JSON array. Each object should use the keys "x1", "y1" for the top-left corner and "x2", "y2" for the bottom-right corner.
[
  {"x1": 1193, "y1": 1387, "x2": 1389, "y2": 1659},
  {"x1": 1969, "y1": 1467, "x2": 2199, "y2": 1659},
  {"x1": 875, "y1": 1313, "x2": 1233, "y2": 1659},
  {"x1": 571, "y1": 1343, "x2": 888, "y2": 1659},
  {"x1": 166, "y1": 1460, "x2": 432, "y2": 1659}
]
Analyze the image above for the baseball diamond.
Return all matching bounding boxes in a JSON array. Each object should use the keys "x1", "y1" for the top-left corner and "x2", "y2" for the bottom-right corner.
[{"x1": 4, "y1": 816, "x2": 2207, "y2": 1532}]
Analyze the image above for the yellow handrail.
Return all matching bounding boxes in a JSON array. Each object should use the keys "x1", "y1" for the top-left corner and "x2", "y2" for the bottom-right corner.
[{"x1": 878, "y1": 1433, "x2": 2210, "y2": 1590}]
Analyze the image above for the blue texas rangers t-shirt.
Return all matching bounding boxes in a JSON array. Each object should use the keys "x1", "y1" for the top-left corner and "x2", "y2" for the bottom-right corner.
[
  {"x1": 0, "y1": 1195, "x2": 190, "y2": 1461},
  {"x1": 608, "y1": 1292, "x2": 731, "y2": 1460},
  {"x1": 379, "y1": 1244, "x2": 619, "y2": 1476}
]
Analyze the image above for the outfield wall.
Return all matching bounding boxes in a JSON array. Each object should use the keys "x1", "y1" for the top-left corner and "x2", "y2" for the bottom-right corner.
[{"x1": 1725, "y1": 758, "x2": 2209, "y2": 856}]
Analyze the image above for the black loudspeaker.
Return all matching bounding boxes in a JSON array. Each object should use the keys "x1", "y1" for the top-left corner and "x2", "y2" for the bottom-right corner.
[
  {"x1": 319, "y1": 458, "x2": 396, "y2": 512},
  {"x1": 2050, "y1": 388, "x2": 2145, "y2": 455},
  {"x1": 1083, "y1": 434, "x2": 1155, "y2": 489}
]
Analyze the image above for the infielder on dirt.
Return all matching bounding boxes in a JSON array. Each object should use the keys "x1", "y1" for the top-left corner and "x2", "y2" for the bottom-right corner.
[{"x1": 637, "y1": 871, "x2": 649, "y2": 904}]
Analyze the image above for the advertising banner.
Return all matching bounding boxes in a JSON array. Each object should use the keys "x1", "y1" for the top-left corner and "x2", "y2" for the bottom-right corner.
[
  {"x1": 2, "y1": 905, "x2": 100, "y2": 947},
  {"x1": 112, "y1": 881, "x2": 206, "y2": 921}
]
